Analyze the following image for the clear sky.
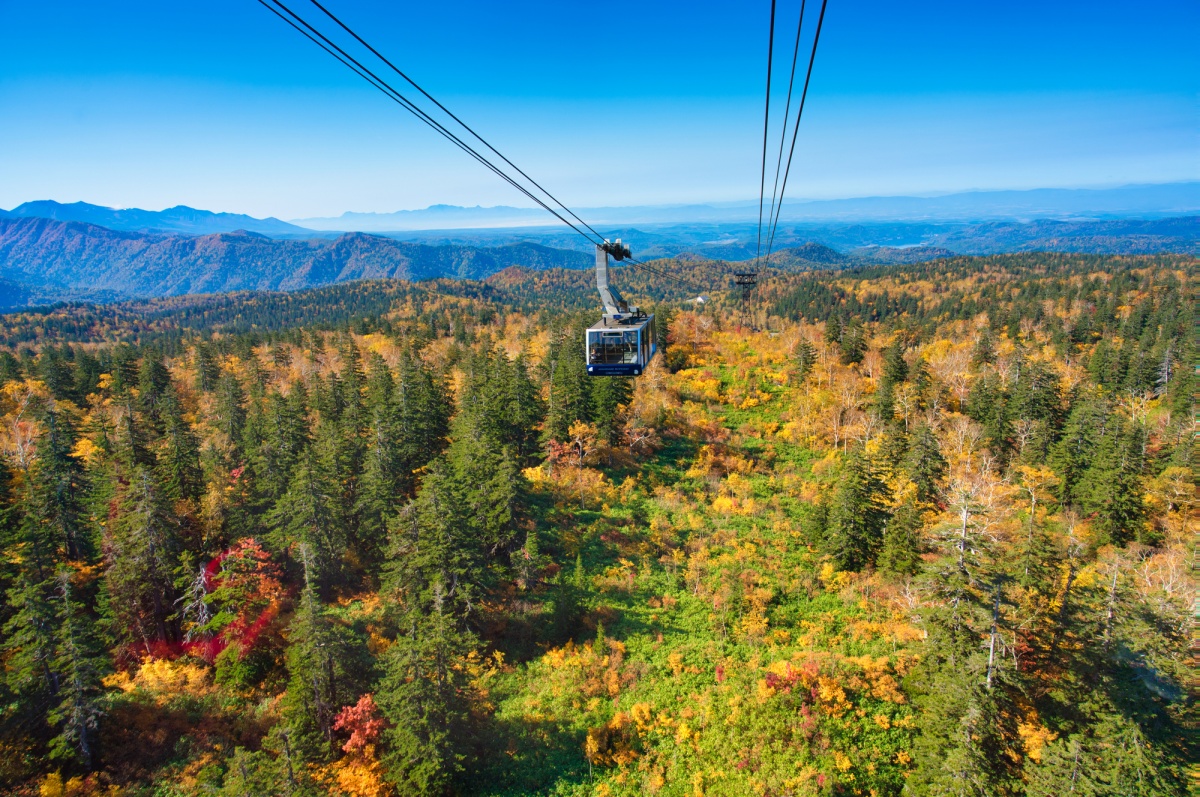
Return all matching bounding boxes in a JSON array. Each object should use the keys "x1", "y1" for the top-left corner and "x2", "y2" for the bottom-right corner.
[{"x1": 1, "y1": 0, "x2": 1196, "y2": 219}]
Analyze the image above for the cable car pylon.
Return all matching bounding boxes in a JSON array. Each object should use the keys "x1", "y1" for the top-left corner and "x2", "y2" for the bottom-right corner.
[{"x1": 734, "y1": 270, "x2": 758, "y2": 330}]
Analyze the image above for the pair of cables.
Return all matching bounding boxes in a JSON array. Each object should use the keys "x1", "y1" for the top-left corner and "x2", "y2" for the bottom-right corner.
[
  {"x1": 754, "y1": 0, "x2": 829, "y2": 270},
  {"x1": 256, "y1": 0, "x2": 705, "y2": 293}
]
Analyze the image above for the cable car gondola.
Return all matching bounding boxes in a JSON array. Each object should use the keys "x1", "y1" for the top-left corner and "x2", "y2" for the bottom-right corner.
[{"x1": 586, "y1": 240, "x2": 656, "y2": 377}]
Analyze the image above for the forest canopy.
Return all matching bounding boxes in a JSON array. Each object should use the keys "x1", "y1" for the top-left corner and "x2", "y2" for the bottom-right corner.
[{"x1": 0, "y1": 252, "x2": 1193, "y2": 796}]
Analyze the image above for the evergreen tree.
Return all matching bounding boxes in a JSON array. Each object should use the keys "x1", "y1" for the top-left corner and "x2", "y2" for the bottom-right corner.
[
  {"x1": 1024, "y1": 707, "x2": 1187, "y2": 796},
  {"x1": 1009, "y1": 358, "x2": 1062, "y2": 463},
  {"x1": 47, "y1": 569, "x2": 105, "y2": 771},
  {"x1": 316, "y1": 411, "x2": 361, "y2": 551},
  {"x1": 0, "y1": 350, "x2": 23, "y2": 385},
  {"x1": 137, "y1": 354, "x2": 171, "y2": 439},
  {"x1": 155, "y1": 390, "x2": 203, "y2": 504},
  {"x1": 335, "y1": 336, "x2": 367, "y2": 464},
  {"x1": 103, "y1": 467, "x2": 181, "y2": 650},
  {"x1": 395, "y1": 348, "x2": 451, "y2": 478},
  {"x1": 589, "y1": 375, "x2": 631, "y2": 448},
  {"x1": 903, "y1": 423, "x2": 946, "y2": 508},
  {"x1": 907, "y1": 619, "x2": 1018, "y2": 796},
  {"x1": 310, "y1": 372, "x2": 342, "y2": 424},
  {"x1": 268, "y1": 447, "x2": 343, "y2": 593},
  {"x1": 2, "y1": 570, "x2": 60, "y2": 725},
  {"x1": 211, "y1": 373, "x2": 246, "y2": 471},
  {"x1": 877, "y1": 422, "x2": 910, "y2": 477},
  {"x1": 112, "y1": 390, "x2": 153, "y2": 471},
  {"x1": 655, "y1": 307, "x2": 680, "y2": 371},
  {"x1": 73, "y1": 350, "x2": 103, "y2": 399},
  {"x1": 838, "y1": 323, "x2": 867, "y2": 366},
  {"x1": 281, "y1": 550, "x2": 371, "y2": 761},
  {"x1": 877, "y1": 499, "x2": 923, "y2": 578},
  {"x1": 447, "y1": 420, "x2": 522, "y2": 567},
  {"x1": 505, "y1": 354, "x2": 545, "y2": 465},
  {"x1": 824, "y1": 315, "x2": 842, "y2": 346},
  {"x1": 377, "y1": 589, "x2": 476, "y2": 796},
  {"x1": 356, "y1": 363, "x2": 403, "y2": 567},
  {"x1": 458, "y1": 347, "x2": 543, "y2": 459},
  {"x1": 39, "y1": 349, "x2": 77, "y2": 404},
  {"x1": 909, "y1": 479, "x2": 1017, "y2": 796},
  {"x1": 825, "y1": 449, "x2": 890, "y2": 571},
  {"x1": 970, "y1": 329, "x2": 997, "y2": 367},
  {"x1": 30, "y1": 411, "x2": 90, "y2": 561},
  {"x1": 250, "y1": 385, "x2": 310, "y2": 511},
  {"x1": 194, "y1": 341, "x2": 220, "y2": 393},
  {"x1": 875, "y1": 338, "x2": 908, "y2": 421},
  {"x1": 108, "y1": 347, "x2": 140, "y2": 395},
  {"x1": 544, "y1": 327, "x2": 591, "y2": 443},
  {"x1": 378, "y1": 462, "x2": 482, "y2": 794},
  {"x1": 1048, "y1": 394, "x2": 1107, "y2": 505},
  {"x1": 882, "y1": 338, "x2": 908, "y2": 384},
  {"x1": 965, "y1": 371, "x2": 1013, "y2": 465},
  {"x1": 792, "y1": 337, "x2": 817, "y2": 383},
  {"x1": 1074, "y1": 415, "x2": 1147, "y2": 545}
]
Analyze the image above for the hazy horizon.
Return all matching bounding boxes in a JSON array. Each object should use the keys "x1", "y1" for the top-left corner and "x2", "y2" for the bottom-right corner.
[{"x1": 7, "y1": 180, "x2": 1198, "y2": 230}]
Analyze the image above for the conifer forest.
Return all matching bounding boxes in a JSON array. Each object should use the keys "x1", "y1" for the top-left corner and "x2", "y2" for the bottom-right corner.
[{"x1": 0, "y1": 253, "x2": 1193, "y2": 796}]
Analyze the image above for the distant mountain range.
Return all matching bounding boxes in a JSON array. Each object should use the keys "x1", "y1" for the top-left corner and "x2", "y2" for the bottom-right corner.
[
  {"x1": 291, "y1": 182, "x2": 1200, "y2": 231},
  {"x1": 0, "y1": 200, "x2": 311, "y2": 236},
  {"x1": 0, "y1": 217, "x2": 589, "y2": 307},
  {"x1": 0, "y1": 188, "x2": 1196, "y2": 310},
  {"x1": 5, "y1": 183, "x2": 1196, "y2": 240}
]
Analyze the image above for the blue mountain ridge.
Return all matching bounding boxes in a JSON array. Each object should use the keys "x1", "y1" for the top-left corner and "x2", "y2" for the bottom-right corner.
[{"x1": 3, "y1": 200, "x2": 312, "y2": 237}]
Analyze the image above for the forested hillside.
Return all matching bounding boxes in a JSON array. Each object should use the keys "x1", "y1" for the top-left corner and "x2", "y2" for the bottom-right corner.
[
  {"x1": 0, "y1": 253, "x2": 1193, "y2": 796},
  {"x1": 0, "y1": 218, "x2": 591, "y2": 305}
]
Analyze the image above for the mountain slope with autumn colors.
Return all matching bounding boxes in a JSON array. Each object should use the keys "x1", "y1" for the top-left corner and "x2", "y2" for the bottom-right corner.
[
  {"x1": 0, "y1": 217, "x2": 591, "y2": 304},
  {"x1": 0, "y1": 252, "x2": 1192, "y2": 795}
]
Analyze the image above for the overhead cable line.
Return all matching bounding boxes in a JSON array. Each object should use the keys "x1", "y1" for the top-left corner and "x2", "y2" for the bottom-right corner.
[
  {"x1": 763, "y1": 0, "x2": 807, "y2": 260},
  {"x1": 258, "y1": 0, "x2": 715, "y2": 296},
  {"x1": 762, "y1": 0, "x2": 829, "y2": 264},
  {"x1": 258, "y1": 0, "x2": 605, "y2": 249},
  {"x1": 299, "y1": 0, "x2": 717, "y2": 296},
  {"x1": 753, "y1": 0, "x2": 778, "y2": 269},
  {"x1": 305, "y1": 0, "x2": 608, "y2": 245}
]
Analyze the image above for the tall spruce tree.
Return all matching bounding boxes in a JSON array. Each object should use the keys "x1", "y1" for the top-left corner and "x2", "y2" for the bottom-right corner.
[
  {"x1": 47, "y1": 569, "x2": 105, "y2": 771},
  {"x1": 793, "y1": 337, "x2": 817, "y2": 383},
  {"x1": 875, "y1": 338, "x2": 909, "y2": 420},
  {"x1": 909, "y1": 474, "x2": 1017, "y2": 796},
  {"x1": 155, "y1": 389, "x2": 203, "y2": 504},
  {"x1": 281, "y1": 549, "x2": 371, "y2": 761},
  {"x1": 193, "y1": 341, "x2": 220, "y2": 393},
  {"x1": 103, "y1": 467, "x2": 182, "y2": 650},
  {"x1": 1074, "y1": 415, "x2": 1147, "y2": 545},
  {"x1": 378, "y1": 462, "x2": 481, "y2": 795},
  {"x1": 590, "y1": 375, "x2": 631, "y2": 448},
  {"x1": 825, "y1": 449, "x2": 890, "y2": 571},
  {"x1": 31, "y1": 410, "x2": 90, "y2": 562},
  {"x1": 903, "y1": 422, "x2": 947, "y2": 508},
  {"x1": 214, "y1": 372, "x2": 248, "y2": 461},
  {"x1": 544, "y1": 325, "x2": 591, "y2": 443},
  {"x1": 137, "y1": 354, "x2": 171, "y2": 439},
  {"x1": 877, "y1": 499, "x2": 923, "y2": 578},
  {"x1": 268, "y1": 447, "x2": 343, "y2": 595},
  {"x1": 395, "y1": 348, "x2": 451, "y2": 480}
]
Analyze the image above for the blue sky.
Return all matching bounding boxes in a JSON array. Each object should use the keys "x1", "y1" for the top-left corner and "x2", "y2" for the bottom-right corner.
[{"x1": 1, "y1": 0, "x2": 1195, "y2": 219}]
